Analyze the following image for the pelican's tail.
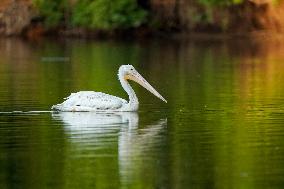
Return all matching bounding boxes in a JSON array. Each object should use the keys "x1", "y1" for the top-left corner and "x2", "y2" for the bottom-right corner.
[{"x1": 51, "y1": 104, "x2": 63, "y2": 111}]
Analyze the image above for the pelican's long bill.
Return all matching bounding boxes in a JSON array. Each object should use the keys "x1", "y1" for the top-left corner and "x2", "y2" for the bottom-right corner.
[{"x1": 126, "y1": 71, "x2": 167, "y2": 103}]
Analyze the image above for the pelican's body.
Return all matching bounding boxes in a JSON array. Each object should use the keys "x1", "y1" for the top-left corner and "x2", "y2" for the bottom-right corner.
[
  {"x1": 51, "y1": 65, "x2": 166, "y2": 112},
  {"x1": 52, "y1": 91, "x2": 130, "y2": 112}
]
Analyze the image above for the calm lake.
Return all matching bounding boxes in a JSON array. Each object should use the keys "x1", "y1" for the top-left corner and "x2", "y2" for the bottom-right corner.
[{"x1": 0, "y1": 37, "x2": 283, "y2": 188}]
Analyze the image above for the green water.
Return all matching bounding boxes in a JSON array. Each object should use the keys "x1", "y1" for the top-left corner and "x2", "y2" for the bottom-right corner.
[{"x1": 0, "y1": 38, "x2": 283, "y2": 188}]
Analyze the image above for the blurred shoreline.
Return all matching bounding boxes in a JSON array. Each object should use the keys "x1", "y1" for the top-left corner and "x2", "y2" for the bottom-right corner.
[{"x1": 1, "y1": 0, "x2": 284, "y2": 39}]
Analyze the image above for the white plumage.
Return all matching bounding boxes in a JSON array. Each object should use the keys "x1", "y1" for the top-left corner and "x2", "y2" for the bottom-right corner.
[
  {"x1": 52, "y1": 91, "x2": 127, "y2": 111},
  {"x1": 51, "y1": 65, "x2": 167, "y2": 112}
]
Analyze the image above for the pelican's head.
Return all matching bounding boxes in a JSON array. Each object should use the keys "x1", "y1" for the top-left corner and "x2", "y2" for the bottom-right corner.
[{"x1": 119, "y1": 65, "x2": 167, "y2": 103}]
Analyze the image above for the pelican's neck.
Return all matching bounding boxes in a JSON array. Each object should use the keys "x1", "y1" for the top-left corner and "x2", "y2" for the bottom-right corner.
[{"x1": 118, "y1": 72, "x2": 139, "y2": 105}]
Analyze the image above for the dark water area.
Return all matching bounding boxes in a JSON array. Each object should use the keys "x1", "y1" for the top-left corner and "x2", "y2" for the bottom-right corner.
[{"x1": 0, "y1": 37, "x2": 283, "y2": 188}]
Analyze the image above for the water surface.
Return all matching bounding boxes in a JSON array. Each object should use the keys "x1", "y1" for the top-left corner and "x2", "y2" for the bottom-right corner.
[{"x1": 0, "y1": 37, "x2": 283, "y2": 188}]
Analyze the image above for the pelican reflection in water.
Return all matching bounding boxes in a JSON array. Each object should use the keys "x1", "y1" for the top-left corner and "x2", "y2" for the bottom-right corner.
[
  {"x1": 52, "y1": 65, "x2": 167, "y2": 112},
  {"x1": 52, "y1": 112, "x2": 139, "y2": 136},
  {"x1": 52, "y1": 112, "x2": 166, "y2": 143},
  {"x1": 52, "y1": 112, "x2": 167, "y2": 185}
]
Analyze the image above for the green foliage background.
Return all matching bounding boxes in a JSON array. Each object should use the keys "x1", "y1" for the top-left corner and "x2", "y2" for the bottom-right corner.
[
  {"x1": 32, "y1": 0, "x2": 147, "y2": 29},
  {"x1": 33, "y1": 0, "x2": 66, "y2": 28},
  {"x1": 32, "y1": 0, "x2": 282, "y2": 31}
]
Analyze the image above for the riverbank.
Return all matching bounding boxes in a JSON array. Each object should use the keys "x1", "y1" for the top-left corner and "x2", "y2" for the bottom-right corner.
[{"x1": 1, "y1": 0, "x2": 284, "y2": 39}]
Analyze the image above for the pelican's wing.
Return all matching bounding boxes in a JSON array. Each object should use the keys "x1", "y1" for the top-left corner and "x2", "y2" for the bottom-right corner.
[{"x1": 52, "y1": 91, "x2": 127, "y2": 111}]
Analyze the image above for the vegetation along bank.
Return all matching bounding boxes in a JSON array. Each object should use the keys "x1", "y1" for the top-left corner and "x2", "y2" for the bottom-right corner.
[{"x1": 0, "y1": 0, "x2": 284, "y2": 38}]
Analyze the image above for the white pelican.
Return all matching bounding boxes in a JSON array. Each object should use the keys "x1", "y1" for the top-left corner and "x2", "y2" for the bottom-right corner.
[{"x1": 51, "y1": 65, "x2": 167, "y2": 112}]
